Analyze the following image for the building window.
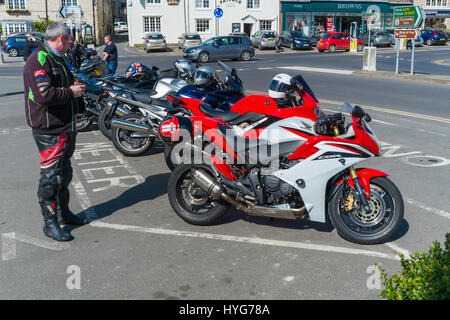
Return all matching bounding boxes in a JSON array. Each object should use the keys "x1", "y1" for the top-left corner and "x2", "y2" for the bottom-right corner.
[
  {"x1": 196, "y1": 0, "x2": 209, "y2": 8},
  {"x1": 61, "y1": 0, "x2": 78, "y2": 5},
  {"x1": 7, "y1": 0, "x2": 26, "y2": 10},
  {"x1": 247, "y1": 0, "x2": 260, "y2": 9},
  {"x1": 5, "y1": 23, "x2": 29, "y2": 34},
  {"x1": 146, "y1": 0, "x2": 161, "y2": 3},
  {"x1": 259, "y1": 20, "x2": 272, "y2": 30},
  {"x1": 196, "y1": 19, "x2": 210, "y2": 33},
  {"x1": 143, "y1": 16, "x2": 161, "y2": 33}
]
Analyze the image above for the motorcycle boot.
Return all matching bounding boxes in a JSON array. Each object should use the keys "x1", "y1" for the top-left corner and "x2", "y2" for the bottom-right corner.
[
  {"x1": 38, "y1": 170, "x2": 74, "y2": 241},
  {"x1": 56, "y1": 161, "x2": 88, "y2": 226}
]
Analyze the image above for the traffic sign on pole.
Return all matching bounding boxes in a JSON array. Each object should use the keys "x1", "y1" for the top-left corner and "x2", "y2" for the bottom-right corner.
[
  {"x1": 214, "y1": 8, "x2": 223, "y2": 18},
  {"x1": 393, "y1": 6, "x2": 424, "y2": 28},
  {"x1": 394, "y1": 29, "x2": 419, "y2": 39}
]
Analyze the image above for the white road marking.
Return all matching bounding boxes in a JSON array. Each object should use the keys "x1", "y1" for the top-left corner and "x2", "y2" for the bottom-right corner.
[
  {"x1": 89, "y1": 221, "x2": 401, "y2": 261},
  {"x1": 2, "y1": 232, "x2": 70, "y2": 261},
  {"x1": 384, "y1": 242, "x2": 410, "y2": 259},
  {"x1": 278, "y1": 66, "x2": 354, "y2": 75},
  {"x1": 406, "y1": 198, "x2": 450, "y2": 220}
]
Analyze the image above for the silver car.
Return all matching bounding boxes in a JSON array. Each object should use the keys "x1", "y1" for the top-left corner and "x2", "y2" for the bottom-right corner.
[
  {"x1": 178, "y1": 33, "x2": 202, "y2": 50},
  {"x1": 143, "y1": 33, "x2": 168, "y2": 52},
  {"x1": 251, "y1": 30, "x2": 277, "y2": 50}
]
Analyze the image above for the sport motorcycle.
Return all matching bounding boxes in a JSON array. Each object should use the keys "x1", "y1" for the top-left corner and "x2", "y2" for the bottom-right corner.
[{"x1": 159, "y1": 101, "x2": 404, "y2": 244}]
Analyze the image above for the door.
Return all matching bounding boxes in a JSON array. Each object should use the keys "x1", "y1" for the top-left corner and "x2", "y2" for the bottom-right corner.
[
  {"x1": 244, "y1": 24, "x2": 253, "y2": 38},
  {"x1": 341, "y1": 33, "x2": 351, "y2": 50},
  {"x1": 228, "y1": 36, "x2": 242, "y2": 58},
  {"x1": 210, "y1": 37, "x2": 231, "y2": 59},
  {"x1": 331, "y1": 33, "x2": 344, "y2": 49}
]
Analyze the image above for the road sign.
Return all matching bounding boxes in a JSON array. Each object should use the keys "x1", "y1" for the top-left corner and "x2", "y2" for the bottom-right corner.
[
  {"x1": 362, "y1": 12, "x2": 376, "y2": 22},
  {"x1": 394, "y1": 29, "x2": 419, "y2": 39},
  {"x1": 393, "y1": 6, "x2": 424, "y2": 28},
  {"x1": 214, "y1": 8, "x2": 223, "y2": 18},
  {"x1": 59, "y1": 5, "x2": 82, "y2": 19}
]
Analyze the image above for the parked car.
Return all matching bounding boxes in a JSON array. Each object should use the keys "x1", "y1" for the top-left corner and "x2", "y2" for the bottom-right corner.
[
  {"x1": 178, "y1": 33, "x2": 202, "y2": 50},
  {"x1": 420, "y1": 29, "x2": 448, "y2": 46},
  {"x1": 359, "y1": 30, "x2": 392, "y2": 47},
  {"x1": 229, "y1": 32, "x2": 249, "y2": 38},
  {"x1": 279, "y1": 31, "x2": 312, "y2": 50},
  {"x1": 316, "y1": 32, "x2": 364, "y2": 53},
  {"x1": 183, "y1": 36, "x2": 254, "y2": 63},
  {"x1": 250, "y1": 30, "x2": 278, "y2": 50},
  {"x1": 143, "y1": 33, "x2": 168, "y2": 52},
  {"x1": 309, "y1": 32, "x2": 328, "y2": 46},
  {"x1": 114, "y1": 21, "x2": 128, "y2": 33},
  {"x1": 2, "y1": 33, "x2": 44, "y2": 57}
]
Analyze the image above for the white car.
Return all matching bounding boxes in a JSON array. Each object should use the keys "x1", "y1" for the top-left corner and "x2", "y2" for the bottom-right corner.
[{"x1": 114, "y1": 21, "x2": 128, "y2": 33}]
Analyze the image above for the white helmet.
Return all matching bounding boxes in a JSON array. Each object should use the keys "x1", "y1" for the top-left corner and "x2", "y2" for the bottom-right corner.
[{"x1": 268, "y1": 73, "x2": 293, "y2": 99}]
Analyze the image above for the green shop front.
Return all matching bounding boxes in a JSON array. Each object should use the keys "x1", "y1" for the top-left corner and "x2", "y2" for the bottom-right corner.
[{"x1": 281, "y1": 1, "x2": 404, "y2": 37}]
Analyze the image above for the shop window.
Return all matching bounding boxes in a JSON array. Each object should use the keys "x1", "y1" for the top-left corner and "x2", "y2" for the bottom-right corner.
[
  {"x1": 259, "y1": 20, "x2": 272, "y2": 31},
  {"x1": 196, "y1": 19, "x2": 210, "y2": 33},
  {"x1": 196, "y1": 0, "x2": 209, "y2": 8},
  {"x1": 7, "y1": 0, "x2": 26, "y2": 10},
  {"x1": 5, "y1": 23, "x2": 29, "y2": 34},
  {"x1": 247, "y1": 0, "x2": 260, "y2": 9},
  {"x1": 143, "y1": 16, "x2": 161, "y2": 33}
]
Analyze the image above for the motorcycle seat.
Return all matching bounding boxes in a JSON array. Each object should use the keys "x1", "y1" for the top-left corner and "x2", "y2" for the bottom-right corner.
[
  {"x1": 133, "y1": 93, "x2": 173, "y2": 109},
  {"x1": 199, "y1": 104, "x2": 241, "y2": 122}
]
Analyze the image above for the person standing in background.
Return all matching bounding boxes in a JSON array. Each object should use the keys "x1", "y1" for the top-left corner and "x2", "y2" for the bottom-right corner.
[
  {"x1": 103, "y1": 35, "x2": 118, "y2": 73},
  {"x1": 23, "y1": 35, "x2": 38, "y2": 62}
]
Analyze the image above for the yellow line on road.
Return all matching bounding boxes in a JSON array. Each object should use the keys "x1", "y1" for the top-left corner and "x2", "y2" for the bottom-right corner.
[{"x1": 247, "y1": 90, "x2": 450, "y2": 125}]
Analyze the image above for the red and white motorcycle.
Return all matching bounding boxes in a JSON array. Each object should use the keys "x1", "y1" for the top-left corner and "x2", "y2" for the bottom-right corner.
[{"x1": 159, "y1": 102, "x2": 404, "y2": 244}]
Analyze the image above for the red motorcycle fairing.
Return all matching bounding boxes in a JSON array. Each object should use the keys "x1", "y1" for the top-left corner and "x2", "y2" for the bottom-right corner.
[
  {"x1": 210, "y1": 154, "x2": 238, "y2": 181},
  {"x1": 334, "y1": 168, "x2": 389, "y2": 198},
  {"x1": 287, "y1": 115, "x2": 380, "y2": 161}
]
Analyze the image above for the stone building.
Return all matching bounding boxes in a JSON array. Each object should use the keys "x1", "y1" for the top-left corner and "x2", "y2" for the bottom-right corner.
[
  {"x1": 0, "y1": 0, "x2": 114, "y2": 44},
  {"x1": 414, "y1": 0, "x2": 450, "y2": 29}
]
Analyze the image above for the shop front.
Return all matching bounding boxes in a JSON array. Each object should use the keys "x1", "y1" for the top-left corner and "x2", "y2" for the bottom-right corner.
[{"x1": 281, "y1": 1, "x2": 406, "y2": 37}]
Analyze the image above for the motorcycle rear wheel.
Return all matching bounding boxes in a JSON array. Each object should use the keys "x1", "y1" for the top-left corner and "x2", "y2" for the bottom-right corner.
[
  {"x1": 168, "y1": 164, "x2": 228, "y2": 226},
  {"x1": 328, "y1": 176, "x2": 404, "y2": 245},
  {"x1": 75, "y1": 113, "x2": 94, "y2": 132},
  {"x1": 98, "y1": 107, "x2": 113, "y2": 140},
  {"x1": 111, "y1": 113, "x2": 155, "y2": 157}
]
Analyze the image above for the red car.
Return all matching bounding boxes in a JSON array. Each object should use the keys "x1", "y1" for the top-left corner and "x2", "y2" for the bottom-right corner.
[{"x1": 316, "y1": 32, "x2": 364, "y2": 53}]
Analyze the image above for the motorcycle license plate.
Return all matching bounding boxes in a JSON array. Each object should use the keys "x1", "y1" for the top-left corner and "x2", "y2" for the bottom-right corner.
[
  {"x1": 303, "y1": 44, "x2": 309, "y2": 46},
  {"x1": 383, "y1": 41, "x2": 389, "y2": 43},
  {"x1": 268, "y1": 40, "x2": 275, "y2": 42},
  {"x1": 94, "y1": 69, "x2": 102, "y2": 77},
  {"x1": 440, "y1": 38, "x2": 445, "y2": 40}
]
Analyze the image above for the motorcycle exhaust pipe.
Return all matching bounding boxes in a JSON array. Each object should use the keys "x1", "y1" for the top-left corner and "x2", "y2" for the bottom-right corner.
[
  {"x1": 111, "y1": 119, "x2": 152, "y2": 134},
  {"x1": 191, "y1": 169, "x2": 306, "y2": 220},
  {"x1": 115, "y1": 105, "x2": 132, "y2": 117}
]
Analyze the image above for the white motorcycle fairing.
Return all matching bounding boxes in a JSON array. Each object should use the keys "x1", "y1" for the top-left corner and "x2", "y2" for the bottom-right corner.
[{"x1": 258, "y1": 117, "x2": 376, "y2": 223}]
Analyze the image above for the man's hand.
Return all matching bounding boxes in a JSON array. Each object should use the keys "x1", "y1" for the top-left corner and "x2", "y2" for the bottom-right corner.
[{"x1": 70, "y1": 85, "x2": 85, "y2": 98}]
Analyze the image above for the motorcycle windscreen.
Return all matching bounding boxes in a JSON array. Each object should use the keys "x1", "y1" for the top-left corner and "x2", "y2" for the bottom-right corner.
[{"x1": 293, "y1": 75, "x2": 318, "y2": 103}]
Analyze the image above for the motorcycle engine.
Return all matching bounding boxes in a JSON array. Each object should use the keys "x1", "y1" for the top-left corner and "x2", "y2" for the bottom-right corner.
[{"x1": 262, "y1": 175, "x2": 296, "y2": 204}]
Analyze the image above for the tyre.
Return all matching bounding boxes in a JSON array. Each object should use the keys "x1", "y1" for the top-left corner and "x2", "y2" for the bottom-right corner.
[
  {"x1": 8, "y1": 48, "x2": 18, "y2": 57},
  {"x1": 328, "y1": 45, "x2": 336, "y2": 53},
  {"x1": 426, "y1": 39, "x2": 432, "y2": 46},
  {"x1": 111, "y1": 113, "x2": 155, "y2": 157},
  {"x1": 318, "y1": 49, "x2": 325, "y2": 52},
  {"x1": 98, "y1": 107, "x2": 113, "y2": 140},
  {"x1": 168, "y1": 164, "x2": 228, "y2": 226},
  {"x1": 164, "y1": 143, "x2": 183, "y2": 171},
  {"x1": 240, "y1": 50, "x2": 251, "y2": 61},
  {"x1": 328, "y1": 176, "x2": 404, "y2": 245},
  {"x1": 290, "y1": 42, "x2": 294, "y2": 50},
  {"x1": 198, "y1": 51, "x2": 209, "y2": 63}
]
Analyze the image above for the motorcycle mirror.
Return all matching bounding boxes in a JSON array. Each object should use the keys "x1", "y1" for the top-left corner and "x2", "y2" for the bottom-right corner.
[
  {"x1": 352, "y1": 105, "x2": 366, "y2": 119},
  {"x1": 290, "y1": 78, "x2": 303, "y2": 91},
  {"x1": 364, "y1": 114, "x2": 372, "y2": 123},
  {"x1": 231, "y1": 68, "x2": 238, "y2": 77}
]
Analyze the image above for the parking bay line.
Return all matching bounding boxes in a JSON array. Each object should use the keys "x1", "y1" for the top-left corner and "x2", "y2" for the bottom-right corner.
[{"x1": 89, "y1": 221, "x2": 401, "y2": 261}]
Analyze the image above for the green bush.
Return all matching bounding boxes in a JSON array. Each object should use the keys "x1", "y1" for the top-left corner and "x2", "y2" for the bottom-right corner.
[
  {"x1": 33, "y1": 20, "x2": 54, "y2": 33},
  {"x1": 377, "y1": 233, "x2": 449, "y2": 300}
]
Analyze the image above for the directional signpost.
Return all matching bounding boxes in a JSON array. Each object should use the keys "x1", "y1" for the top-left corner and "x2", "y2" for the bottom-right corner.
[{"x1": 393, "y1": 6, "x2": 425, "y2": 75}]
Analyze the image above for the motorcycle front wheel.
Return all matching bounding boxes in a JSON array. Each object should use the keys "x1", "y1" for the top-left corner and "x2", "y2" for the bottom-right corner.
[
  {"x1": 111, "y1": 113, "x2": 155, "y2": 157},
  {"x1": 168, "y1": 164, "x2": 228, "y2": 226},
  {"x1": 328, "y1": 176, "x2": 404, "y2": 245},
  {"x1": 98, "y1": 107, "x2": 113, "y2": 140}
]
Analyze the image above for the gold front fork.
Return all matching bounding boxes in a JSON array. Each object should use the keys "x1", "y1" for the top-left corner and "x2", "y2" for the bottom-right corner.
[{"x1": 348, "y1": 166, "x2": 358, "y2": 180}]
